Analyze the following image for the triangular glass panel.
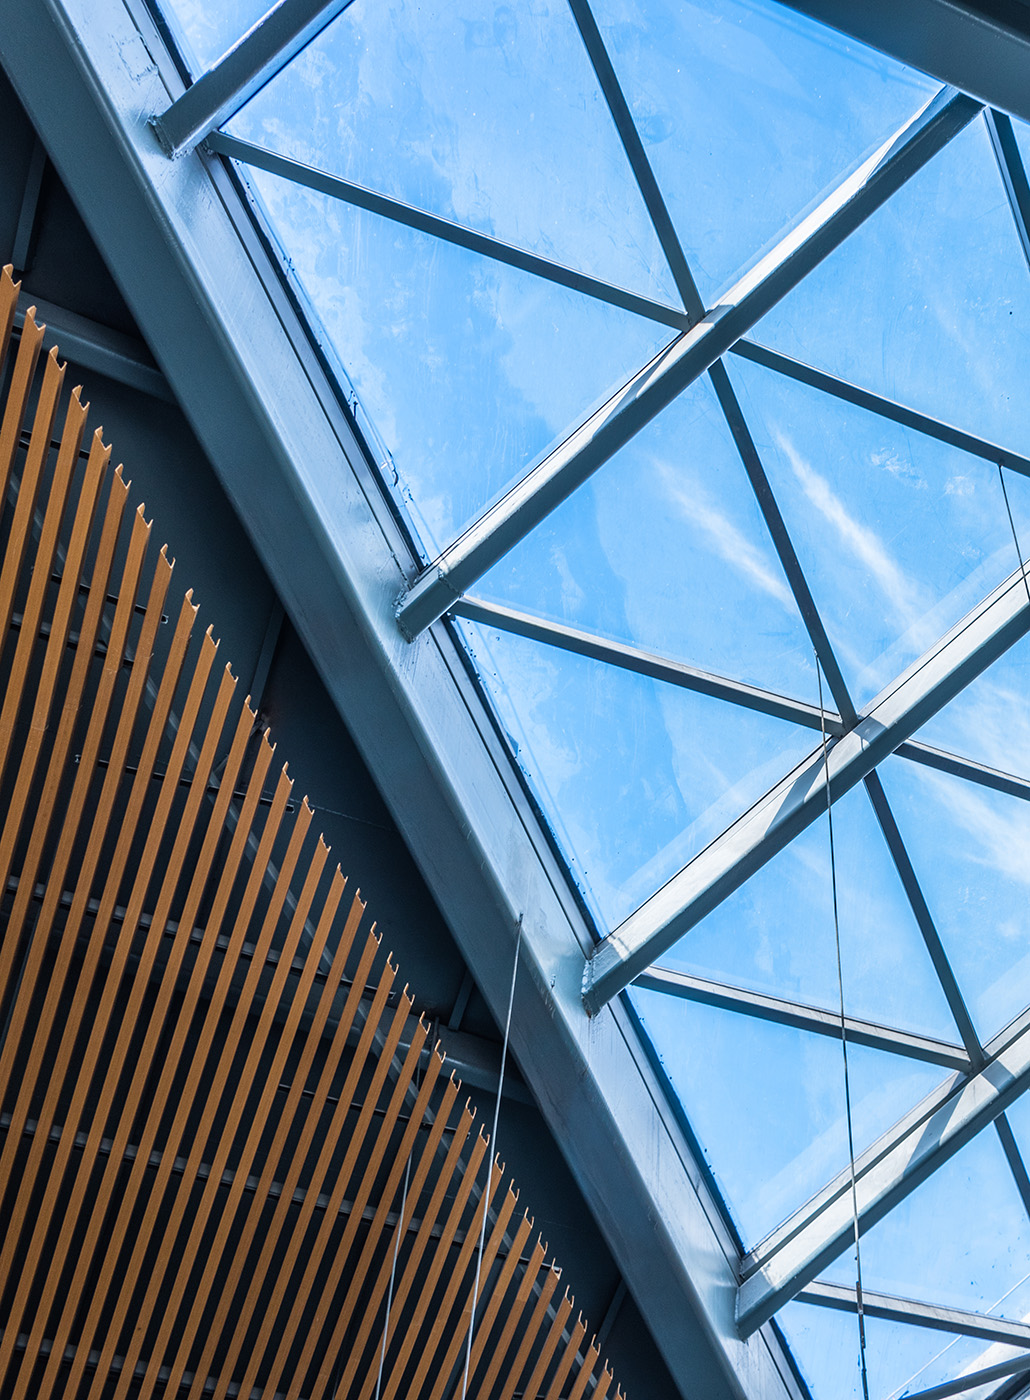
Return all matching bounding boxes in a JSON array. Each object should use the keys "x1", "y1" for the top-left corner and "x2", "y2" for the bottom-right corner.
[
  {"x1": 227, "y1": 0, "x2": 681, "y2": 306},
  {"x1": 756, "y1": 116, "x2": 1030, "y2": 460},
  {"x1": 629, "y1": 987, "x2": 945, "y2": 1247},
  {"x1": 159, "y1": 0, "x2": 274, "y2": 72},
  {"x1": 879, "y1": 756, "x2": 1030, "y2": 1044},
  {"x1": 919, "y1": 620, "x2": 1030, "y2": 782},
  {"x1": 657, "y1": 781, "x2": 959, "y2": 1042},
  {"x1": 822, "y1": 1128, "x2": 1030, "y2": 1320},
  {"x1": 779, "y1": 1302, "x2": 1029, "y2": 1400},
  {"x1": 238, "y1": 166, "x2": 671, "y2": 554},
  {"x1": 588, "y1": 0, "x2": 937, "y2": 304},
  {"x1": 727, "y1": 355, "x2": 1030, "y2": 709},
  {"x1": 459, "y1": 621, "x2": 816, "y2": 930},
  {"x1": 477, "y1": 371, "x2": 821, "y2": 703}
]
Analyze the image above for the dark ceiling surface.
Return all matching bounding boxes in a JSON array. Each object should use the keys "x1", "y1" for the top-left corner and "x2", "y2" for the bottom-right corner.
[{"x1": 0, "y1": 61, "x2": 680, "y2": 1400}]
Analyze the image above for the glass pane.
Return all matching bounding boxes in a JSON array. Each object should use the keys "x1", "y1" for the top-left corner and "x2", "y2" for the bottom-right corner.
[
  {"x1": 238, "y1": 165, "x2": 670, "y2": 554},
  {"x1": 227, "y1": 0, "x2": 680, "y2": 305},
  {"x1": 822, "y1": 1129, "x2": 1030, "y2": 1319},
  {"x1": 919, "y1": 618, "x2": 1030, "y2": 780},
  {"x1": 630, "y1": 988, "x2": 944, "y2": 1246},
  {"x1": 656, "y1": 783, "x2": 959, "y2": 1041},
  {"x1": 879, "y1": 756, "x2": 1030, "y2": 1044},
  {"x1": 477, "y1": 371, "x2": 820, "y2": 702},
  {"x1": 589, "y1": 0, "x2": 937, "y2": 303},
  {"x1": 728, "y1": 355, "x2": 1030, "y2": 709},
  {"x1": 756, "y1": 116, "x2": 1030, "y2": 460},
  {"x1": 158, "y1": 0, "x2": 274, "y2": 72},
  {"x1": 780, "y1": 1303, "x2": 1028, "y2": 1400},
  {"x1": 460, "y1": 621, "x2": 815, "y2": 930}
]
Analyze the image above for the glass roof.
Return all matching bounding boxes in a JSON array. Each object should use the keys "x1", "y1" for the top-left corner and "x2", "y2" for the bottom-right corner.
[{"x1": 154, "y1": 2, "x2": 1030, "y2": 1396}]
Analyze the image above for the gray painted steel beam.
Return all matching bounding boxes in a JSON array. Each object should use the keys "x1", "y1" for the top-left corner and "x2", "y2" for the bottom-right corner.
[
  {"x1": 206, "y1": 132, "x2": 691, "y2": 332},
  {"x1": 736, "y1": 1009, "x2": 1030, "y2": 1334},
  {"x1": 904, "y1": 1352, "x2": 1030, "y2": 1400},
  {"x1": 896, "y1": 740, "x2": 1030, "y2": 805},
  {"x1": 452, "y1": 596, "x2": 844, "y2": 734},
  {"x1": 797, "y1": 1279, "x2": 1030, "y2": 1348},
  {"x1": 396, "y1": 87, "x2": 979, "y2": 639},
  {"x1": 152, "y1": 0, "x2": 355, "y2": 157},
  {"x1": 771, "y1": 0, "x2": 1030, "y2": 130},
  {"x1": 13, "y1": 295, "x2": 172, "y2": 401},
  {"x1": 634, "y1": 967, "x2": 970, "y2": 1072},
  {"x1": 584, "y1": 562, "x2": 1030, "y2": 1014},
  {"x1": 729, "y1": 339, "x2": 1030, "y2": 479}
]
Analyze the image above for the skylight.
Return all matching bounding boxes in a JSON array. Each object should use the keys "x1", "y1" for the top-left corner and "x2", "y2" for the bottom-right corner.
[{"x1": 150, "y1": 2, "x2": 1030, "y2": 1395}]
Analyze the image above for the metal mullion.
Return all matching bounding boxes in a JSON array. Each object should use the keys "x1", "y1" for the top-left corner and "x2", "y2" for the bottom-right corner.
[
  {"x1": 863, "y1": 771, "x2": 983, "y2": 1065},
  {"x1": 151, "y1": 0, "x2": 357, "y2": 158},
  {"x1": 902, "y1": 1352, "x2": 1030, "y2": 1400},
  {"x1": 451, "y1": 596, "x2": 845, "y2": 734},
  {"x1": 206, "y1": 132, "x2": 691, "y2": 333},
  {"x1": 897, "y1": 740, "x2": 1030, "y2": 805},
  {"x1": 796, "y1": 1279, "x2": 1030, "y2": 1348},
  {"x1": 564, "y1": 0, "x2": 705, "y2": 319},
  {"x1": 585, "y1": 557, "x2": 1030, "y2": 1013},
  {"x1": 986, "y1": 110, "x2": 1030, "y2": 275},
  {"x1": 633, "y1": 966, "x2": 970, "y2": 1072},
  {"x1": 994, "y1": 1112, "x2": 1030, "y2": 1221},
  {"x1": 398, "y1": 87, "x2": 980, "y2": 639},
  {"x1": 730, "y1": 338, "x2": 1030, "y2": 478},
  {"x1": 709, "y1": 358, "x2": 856, "y2": 724}
]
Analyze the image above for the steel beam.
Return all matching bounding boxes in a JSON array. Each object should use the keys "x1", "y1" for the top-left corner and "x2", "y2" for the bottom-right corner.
[
  {"x1": 13, "y1": 294, "x2": 172, "y2": 400},
  {"x1": 583, "y1": 561, "x2": 1030, "y2": 1014},
  {"x1": 736, "y1": 1008, "x2": 1030, "y2": 1334},
  {"x1": 896, "y1": 740, "x2": 1030, "y2": 804},
  {"x1": 151, "y1": 0, "x2": 355, "y2": 158},
  {"x1": 771, "y1": 0, "x2": 1030, "y2": 130},
  {"x1": 797, "y1": 1279, "x2": 1030, "y2": 1348},
  {"x1": 634, "y1": 967, "x2": 970, "y2": 1072},
  {"x1": 452, "y1": 596, "x2": 844, "y2": 734},
  {"x1": 904, "y1": 1352, "x2": 1030, "y2": 1400},
  {"x1": 396, "y1": 87, "x2": 979, "y2": 639},
  {"x1": 205, "y1": 132, "x2": 691, "y2": 331},
  {"x1": 729, "y1": 339, "x2": 1030, "y2": 479},
  {"x1": 987, "y1": 109, "x2": 1030, "y2": 275}
]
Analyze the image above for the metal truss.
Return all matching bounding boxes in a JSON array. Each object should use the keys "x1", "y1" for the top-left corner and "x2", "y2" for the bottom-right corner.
[
  {"x1": 395, "y1": 86, "x2": 978, "y2": 639},
  {"x1": 138, "y1": 0, "x2": 1030, "y2": 1382},
  {"x1": 584, "y1": 564, "x2": 1030, "y2": 1013},
  {"x1": 737, "y1": 1005, "x2": 1030, "y2": 1332}
]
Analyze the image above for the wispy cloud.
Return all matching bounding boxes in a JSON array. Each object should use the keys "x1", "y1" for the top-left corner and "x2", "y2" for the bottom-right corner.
[
  {"x1": 657, "y1": 461, "x2": 795, "y2": 608},
  {"x1": 775, "y1": 431, "x2": 930, "y2": 631}
]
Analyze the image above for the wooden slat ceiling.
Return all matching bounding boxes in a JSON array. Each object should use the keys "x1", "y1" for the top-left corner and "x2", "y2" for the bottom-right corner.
[{"x1": 0, "y1": 265, "x2": 625, "y2": 1400}]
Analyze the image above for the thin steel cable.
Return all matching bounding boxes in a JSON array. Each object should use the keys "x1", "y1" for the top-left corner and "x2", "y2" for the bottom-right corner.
[
  {"x1": 999, "y1": 464, "x2": 1030, "y2": 606},
  {"x1": 460, "y1": 915, "x2": 523, "y2": 1400},
  {"x1": 817, "y1": 660, "x2": 870, "y2": 1400}
]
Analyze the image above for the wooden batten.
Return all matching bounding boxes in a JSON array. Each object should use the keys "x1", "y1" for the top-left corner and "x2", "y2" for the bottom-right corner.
[{"x1": 0, "y1": 270, "x2": 624, "y2": 1399}]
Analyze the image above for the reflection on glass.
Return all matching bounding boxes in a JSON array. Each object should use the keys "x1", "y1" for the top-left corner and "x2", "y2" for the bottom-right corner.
[
  {"x1": 589, "y1": 0, "x2": 936, "y2": 303},
  {"x1": 757, "y1": 116, "x2": 1030, "y2": 459},
  {"x1": 880, "y1": 757, "x2": 1030, "y2": 1043},
  {"x1": 919, "y1": 621, "x2": 1030, "y2": 780},
  {"x1": 237, "y1": 166, "x2": 670, "y2": 553},
  {"x1": 157, "y1": 0, "x2": 274, "y2": 72},
  {"x1": 461, "y1": 621, "x2": 814, "y2": 929},
  {"x1": 729, "y1": 356, "x2": 1030, "y2": 708},
  {"x1": 228, "y1": 0, "x2": 679, "y2": 304},
  {"x1": 657, "y1": 783, "x2": 958, "y2": 1040},
  {"x1": 823, "y1": 1129, "x2": 1030, "y2": 1319},
  {"x1": 779, "y1": 1303, "x2": 1027, "y2": 1400},
  {"x1": 477, "y1": 372, "x2": 821, "y2": 702},
  {"x1": 630, "y1": 987, "x2": 944, "y2": 1246}
]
